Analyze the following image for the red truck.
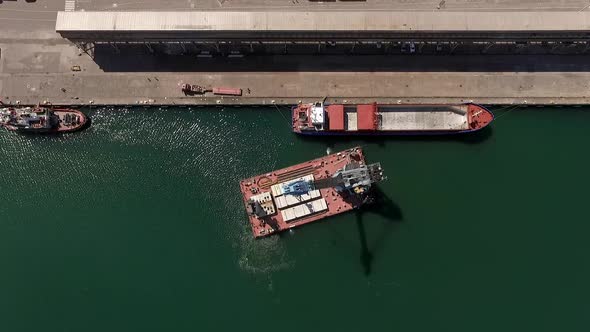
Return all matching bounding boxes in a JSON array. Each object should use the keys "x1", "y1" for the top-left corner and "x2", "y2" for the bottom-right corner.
[{"x1": 181, "y1": 84, "x2": 242, "y2": 96}]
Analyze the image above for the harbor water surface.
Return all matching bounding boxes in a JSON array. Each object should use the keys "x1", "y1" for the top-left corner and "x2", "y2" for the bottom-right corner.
[{"x1": 1, "y1": 106, "x2": 589, "y2": 331}]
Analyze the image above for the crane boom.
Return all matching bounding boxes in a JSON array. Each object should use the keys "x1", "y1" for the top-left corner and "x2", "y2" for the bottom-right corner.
[{"x1": 282, "y1": 162, "x2": 385, "y2": 196}]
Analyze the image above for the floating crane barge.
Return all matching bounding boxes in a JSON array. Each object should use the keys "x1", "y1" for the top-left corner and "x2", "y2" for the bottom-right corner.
[{"x1": 240, "y1": 147, "x2": 385, "y2": 238}]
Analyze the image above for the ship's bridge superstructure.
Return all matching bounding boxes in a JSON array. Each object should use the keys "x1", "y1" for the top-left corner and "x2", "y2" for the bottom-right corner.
[{"x1": 310, "y1": 103, "x2": 325, "y2": 130}]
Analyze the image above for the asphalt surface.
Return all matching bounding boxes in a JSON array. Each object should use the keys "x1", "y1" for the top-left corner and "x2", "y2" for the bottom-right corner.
[{"x1": 0, "y1": 0, "x2": 62, "y2": 32}]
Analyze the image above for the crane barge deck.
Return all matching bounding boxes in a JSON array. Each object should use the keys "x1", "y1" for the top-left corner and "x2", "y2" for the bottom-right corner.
[{"x1": 239, "y1": 147, "x2": 385, "y2": 238}]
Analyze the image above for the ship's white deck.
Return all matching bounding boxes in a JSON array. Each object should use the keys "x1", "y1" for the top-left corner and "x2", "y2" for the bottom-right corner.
[
  {"x1": 346, "y1": 112, "x2": 358, "y2": 131},
  {"x1": 377, "y1": 106, "x2": 469, "y2": 131},
  {"x1": 344, "y1": 105, "x2": 469, "y2": 131}
]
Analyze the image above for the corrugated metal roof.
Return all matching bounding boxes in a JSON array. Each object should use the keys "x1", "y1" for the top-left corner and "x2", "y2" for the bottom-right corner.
[
  {"x1": 56, "y1": 11, "x2": 590, "y2": 32},
  {"x1": 280, "y1": 198, "x2": 327, "y2": 222},
  {"x1": 274, "y1": 190, "x2": 320, "y2": 210}
]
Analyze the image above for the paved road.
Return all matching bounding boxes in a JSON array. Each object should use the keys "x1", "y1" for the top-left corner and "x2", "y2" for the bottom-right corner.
[
  {"x1": 0, "y1": 0, "x2": 62, "y2": 33},
  {"x1": 3, "y1": 70, "x2": 590, "y2": 106}
]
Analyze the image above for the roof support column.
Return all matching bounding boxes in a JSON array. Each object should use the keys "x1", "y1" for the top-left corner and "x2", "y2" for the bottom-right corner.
[
  {"x1": 110, "y1": 42, "x2": 120, "y2": 54},
  {"x1": 74, "y1": 42, "x2": 95, "y2": 58},
  {"x1": 482, "y1": 42, "x2": 494, "y2": 54}
]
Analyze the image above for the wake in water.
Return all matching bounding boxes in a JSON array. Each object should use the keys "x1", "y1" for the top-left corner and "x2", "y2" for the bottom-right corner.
[{"x1": 237, "y1": 233, "x2": 295, "y2": 274}]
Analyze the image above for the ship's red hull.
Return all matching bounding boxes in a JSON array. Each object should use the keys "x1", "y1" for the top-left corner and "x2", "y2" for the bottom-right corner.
[
  {"x1": 240, "y1": 147, "x2": 370, "y2": 238},
  {"x1": 2, "y1": 108, "x2": 88, "y2": 134},
  {"x1": 52, "y1": 109, "x2": 88, "y2": 133},
  {"x1": 292, "y1": 103, "x2": 494, "y2": 135}
]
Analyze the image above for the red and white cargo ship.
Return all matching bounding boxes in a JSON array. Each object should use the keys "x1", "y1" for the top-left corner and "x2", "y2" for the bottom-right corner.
[
  {"x1": 240, "y1": 147, "x2": 385, "y2": 238},
  {"x1": 292, "y1": 102, "x2": 493, "y2": 135}
]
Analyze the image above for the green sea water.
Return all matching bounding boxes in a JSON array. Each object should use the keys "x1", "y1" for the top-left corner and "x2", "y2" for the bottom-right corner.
[{"x1": 1, "y1": 106, "x2": 589, "y2": 332}]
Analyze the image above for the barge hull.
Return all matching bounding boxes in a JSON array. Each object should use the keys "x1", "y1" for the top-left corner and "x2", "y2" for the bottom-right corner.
[{"x1": 240, "y1": 147, "x2": 369, "y2": 238}]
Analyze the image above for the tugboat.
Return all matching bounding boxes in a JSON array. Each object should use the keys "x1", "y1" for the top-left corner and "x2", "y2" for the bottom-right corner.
[{"x1": 0, "y1": 101, "x2": 87, "y2": 134}]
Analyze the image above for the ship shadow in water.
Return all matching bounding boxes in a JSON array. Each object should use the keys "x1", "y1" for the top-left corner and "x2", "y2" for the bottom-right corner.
[
  {"x1": 355, "y1": 187, "x2": 403, "y2": 276},
  {"x1": 297, "y1": 125, "x2": 493, "y2": 148},
  {"x1": 296, "y1": 127, "x2": 492, "y2": 275}
]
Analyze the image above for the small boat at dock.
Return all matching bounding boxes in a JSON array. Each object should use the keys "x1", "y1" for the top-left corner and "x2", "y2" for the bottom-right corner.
[{"x1": 1, "y1": 103, "x2": 88, "y2": 134}]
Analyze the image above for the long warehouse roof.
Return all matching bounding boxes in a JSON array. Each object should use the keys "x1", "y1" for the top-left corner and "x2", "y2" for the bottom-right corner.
[{"x1": 56, "y1": 11, "x2": 590, "y2": 32}]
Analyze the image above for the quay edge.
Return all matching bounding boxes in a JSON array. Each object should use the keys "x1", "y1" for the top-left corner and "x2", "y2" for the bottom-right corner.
[{"x1": 4, "y1": 98, "x2": 590, "y2": 108}]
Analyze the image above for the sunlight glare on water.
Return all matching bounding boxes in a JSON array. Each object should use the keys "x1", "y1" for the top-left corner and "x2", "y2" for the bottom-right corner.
[{"x1": 1, "y1": 106, "x2": 590, "y2": 332}]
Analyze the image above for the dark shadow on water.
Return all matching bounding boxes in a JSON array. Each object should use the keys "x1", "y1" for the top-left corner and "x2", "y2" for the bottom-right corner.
[
  {"x1": 79, "y1": 115, "x2": 92, "y2": 131},
  {"x1": 292, "y1": 127, "x2": 491, "y2": 275},
  {"x1": 355, "y1": 186, "x2": 403, "y2": 276},
  {"x1": 271, "y1": 186, "x2": 403, "y2": 276},
  {"x1": 296, "y1": 125, "x2": 494, "y2": 149}
]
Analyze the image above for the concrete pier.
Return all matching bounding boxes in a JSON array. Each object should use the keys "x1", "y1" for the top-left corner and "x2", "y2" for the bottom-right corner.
[
  {"x1": 2, "y1": 0, "x2": 590, "y2": 107},
  {"x1": 3, "y1": 70, "x2": 590, "y2": 106}
]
